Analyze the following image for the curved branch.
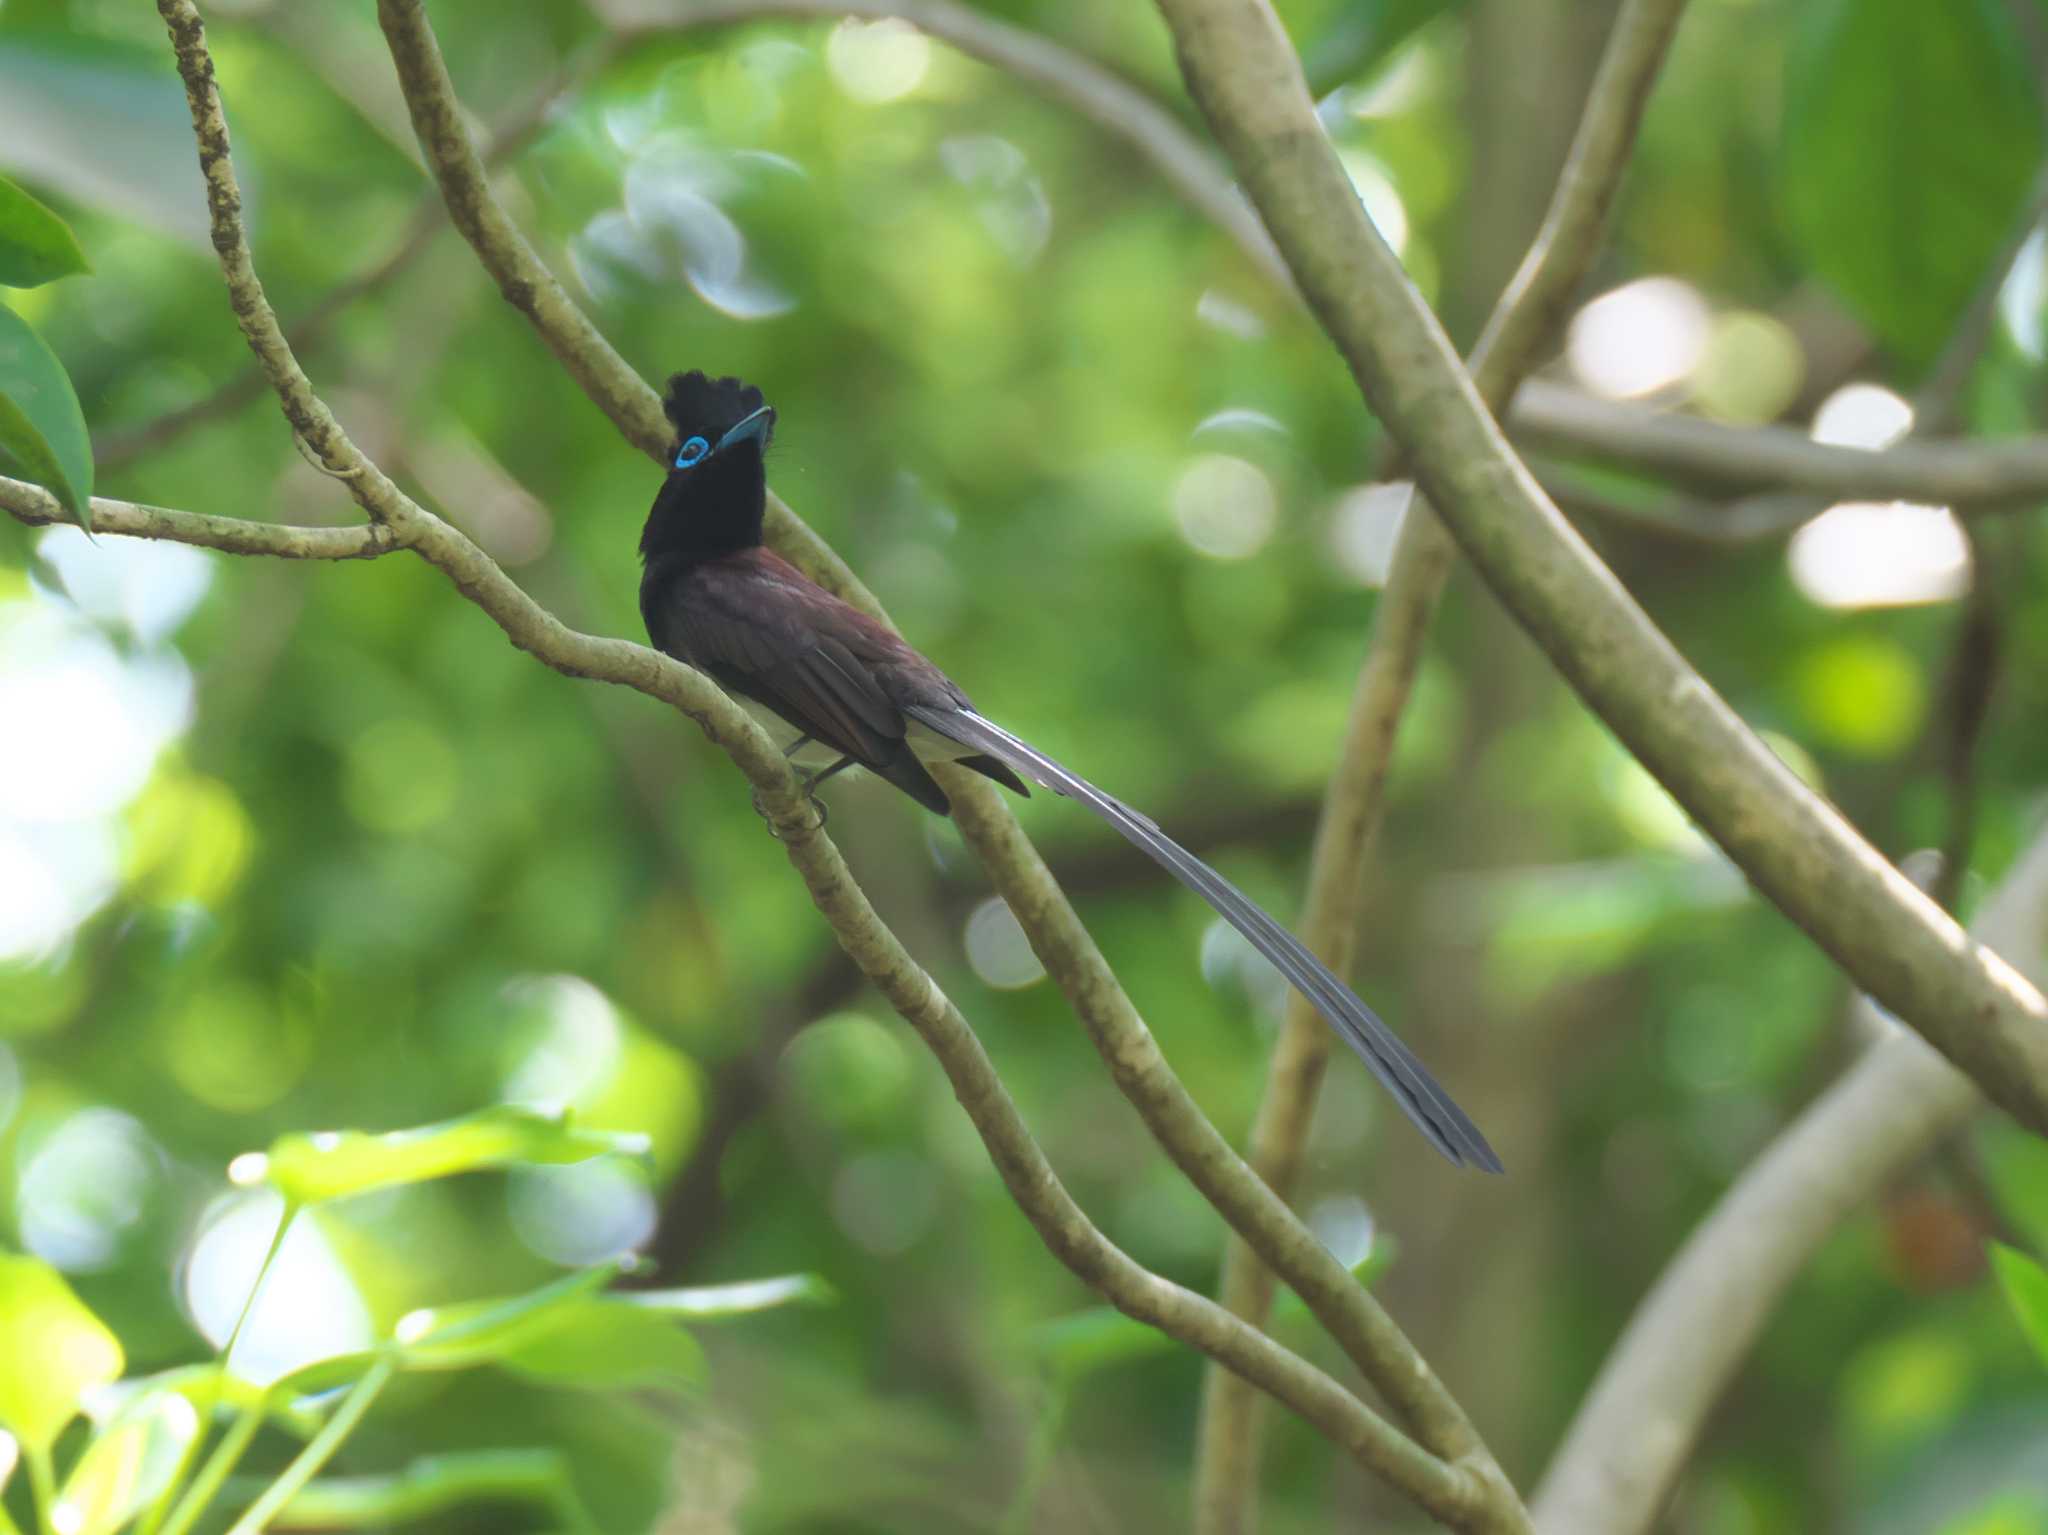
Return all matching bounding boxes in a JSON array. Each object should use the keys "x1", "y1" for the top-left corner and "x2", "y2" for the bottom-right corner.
[
  {"x1": 1150, "y1": 0, "x2": 2048, "y2": 1134},
  {"x1": 372, "y1": 2, "x2": 1518, "y2": 1514},
  {"x1": 603, "y1": 0, "x2": 1293, "y2": 295},
  {"x1": 1531, "y1": 825, "x2": 2048, "y2": 1535},
  {"x1": 141, "y1": 0, "x2": 1479, "y2": 1505},
  {"x1": 0, "y1": 477, "x2": 395, "y2": 559},
  {"x1": 94, "y1": 42, "x2": 612, "y2": 474},
  {"x1": 1511, "y1": 380, "x2": 2048, "y2": 507},
  {"x1": 1195, "y1": 3, "x2": 1688, "y2": 1529}
]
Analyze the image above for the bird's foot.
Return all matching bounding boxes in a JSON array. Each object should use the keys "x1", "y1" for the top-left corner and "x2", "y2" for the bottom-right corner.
[{"x1": 749, "y1": 784, "x2": 829, "y2": 838}]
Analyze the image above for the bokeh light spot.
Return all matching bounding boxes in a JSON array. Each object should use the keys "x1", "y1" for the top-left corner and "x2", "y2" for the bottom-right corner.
[
  {"x1": 827, "y1": 18, "x2": 930, "y2": 104},
  {"x1": 1337, "y1": 150, "x2": 1409, "y2": 255},
  {"x1": 1811, "y1": 383, "x2": 1913, "y2": 449},
  {"x1": 830, "y1": 1151, "x2": 939, "y2": 1256},
  {"x1": 782, "y1": 1013, "x2": 914, "y2": 1132},
  {"x1": 1326, "y1": 481, "x2": 1413, "y2": 586},
  {"x1": 1787, "y1": 502, "x2": 1969, "y2": 610},
  {"x1": 1688, "y1": 310, "x2": 1805, "y2": 424},
  {"x1": 182, "y1": 1191, "x2": 371, "y2": 1386},
  {"x1": 508, "y1": 1160, "x2": 656, "y2": 1267},
  {"x1": 1792, "y1": 637, "x2": 1927, "y2": 757},
  {"x1": 963, "y1": 896, "x2": 1046, "y2": 990},
  {"x1": 1567, "y1": 277, "x2": 1710, "y2": 399},
  {"x1": 165, "y1": 983, "x2": 308, "y2": 1113},
  {"x1": 1174, "y1": 455, "x2": 1278, "y2": 561},
  {"x1": 1307, "y1": 1193, "x2": 1375, "y2": 1269},
  {"x1": 18, "y1": 1109, "x2": 161, "y2": 1271}
]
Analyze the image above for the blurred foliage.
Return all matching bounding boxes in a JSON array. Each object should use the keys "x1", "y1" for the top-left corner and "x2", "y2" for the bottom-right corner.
[{"x1": 0, "y1": 0, "x2": 2046, "y2": 1529}]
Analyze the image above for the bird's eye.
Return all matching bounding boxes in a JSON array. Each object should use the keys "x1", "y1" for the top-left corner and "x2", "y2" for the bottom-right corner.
[{"x1": 674, "y1": 436, "x2": 710, "y2": 469}]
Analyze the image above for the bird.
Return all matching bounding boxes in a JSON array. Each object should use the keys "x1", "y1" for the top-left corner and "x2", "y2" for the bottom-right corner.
[{"x1": 639, "y1": 371, "x2": 1502, "y2": 1172}]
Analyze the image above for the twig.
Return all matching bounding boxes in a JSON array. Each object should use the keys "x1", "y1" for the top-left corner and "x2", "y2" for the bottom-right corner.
[
  {"x1": 1510, "y1": 380, "x2": 2048, "y2": 507},
  {"x1": 1531, "y1": 825, "x2": 2048, "y2": 1535},
  {"x1": 1, "y1": 478, "x2": 396, "y2": 558},
  {"x1": 1193, "y1": 3, "x2": 1689, "y2": 1528},
  {"x1": 139, "y1": 0, "x2": 1467, "y2": 1505},
  {"x1": 1150, "y1": 0, "x2": 2048, "y2": 1135},
  {"x1": 373, "y1": 3, "x2": 1520, "y2": 1515},
  {"x1": 95, "y1": 39, "x2": 615, "y2": 473},
  {"x1": 225, "y1": 1360, "x2": 395, "y2": 1535},
  {"x1": 601, "y1": 0, "x2": 1293, "y2": 296},
  {"x1": 1547, "y1": 156, "x2": 2048, "y2": 543}
]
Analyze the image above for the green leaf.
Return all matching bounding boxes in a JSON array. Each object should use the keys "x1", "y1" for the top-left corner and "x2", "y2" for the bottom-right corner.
[
  {"x1": 1990, "y1": 1242, "x2": 2048, "y2": 1369},
  {"x1": 1303, "y1": 0, "x2": 1464, "y2": 96},
  {"x1": 0, "y1": 301, "x2": 90, "y2": 529},
  {"x1": 495, "y1": 1300, "x2": 705, "y2": 1395},
  {"x1": 624, "y1": 1273, "x2": 835, "y2": 1321},
  {"x1": 111, "y1": 1364, "x2": 321, "y2": 1439},
  {"x1": 240, "y1": 1106, "x2": 652, "y2": 1205},
  {"x1": 53, "y1": 1389, "x2": 199, "y2": 1535},
  {"x1": 0, "y1": 175, "x2": 87, "y2": 288},
  {"x1": 1784, "y1": 0, "x2": 2043, "y2": 363},
  {"x1": 269, "y1": 1350, "x2": 389, "y2": 1402},
  {"x1": 1031, "y1": 1306, "x2": 1176, "y2": 1384},
  {"x1": 392, "y1": 1262, "x2": 631, "y2": 1372},
  {"x1": 0, "y1": 1252, "x2": 123, "y2": 1452},
  {"x1": 274, "y1": 1451, "x2": 594, "y2": 1532}
]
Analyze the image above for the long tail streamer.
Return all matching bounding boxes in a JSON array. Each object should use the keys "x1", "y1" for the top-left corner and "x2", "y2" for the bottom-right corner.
[{"x1": 909, "y1": 706, "x2": 1502, "y2": 1172}]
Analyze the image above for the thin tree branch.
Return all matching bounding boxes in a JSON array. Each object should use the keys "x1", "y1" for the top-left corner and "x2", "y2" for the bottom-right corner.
[
  {"x1": 1540, "y1": 162, "x2": 2048, "y2": 543},
  {"x1": 1510, "y1": 380, "x2": 2048, "y2": 507},
  {"x1": 372, "y1": 4, "x2": 1520, "y2": 1515},
  {"x1": 941, "y1": 780, "x2": 1523, "y2": 1527},
  {"x1": 138, "y1": 0, "x2": 1481, "y2": 1504},
  {"x1": 1151, "y1": 0, "x2": 2048, "y2": 1136},
  {"x1": 371, "y1": 0, "x2": 881, "y2": 612},
  {"x1": 1531, "y1": 824, "x2": 2048, "y2": 1535},
  {"x1": 95, "y1": 38, "x2": 618, "y2": 474},
  {"x1": 0, "y1": 477, "x2": 395, "y2": 559},
  {"x1": 1195, "y1": 3, "x2": 1688, "y2": 1529},
  {"x1": 600, "y1": 0, "x2": 1294, "y2": 296}
]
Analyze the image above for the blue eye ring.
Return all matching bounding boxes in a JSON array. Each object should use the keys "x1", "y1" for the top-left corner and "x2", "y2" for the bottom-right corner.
[{"x1": 674, "y1": 435, "x2": 710, "y2": 469}]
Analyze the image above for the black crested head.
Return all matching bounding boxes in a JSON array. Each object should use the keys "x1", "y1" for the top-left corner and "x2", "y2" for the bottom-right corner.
[
  {"x1": 641, "y1": 371, "x2": 777, "y2": 563},
  {"x1": 664, "y1": 371, "x2": 774, "y2": 451}
]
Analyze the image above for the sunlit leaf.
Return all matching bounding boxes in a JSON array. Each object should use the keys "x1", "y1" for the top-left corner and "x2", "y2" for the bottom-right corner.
[
  {"x1": 0, "y1": 1252, "x2": 123, "y2": 1452},
  {"x1": 53, "y1": 1389, "x2": 199, "y2": 1535},
  {"x1": 1990, "y1": 1243, "x2": 2048, "y2": 1369},
  {"x1": 0, "y1": 301, "x2": 91, "y2": 529},
  {"x1": 625, "y1": 1273, "x2": 835, "y2": 1320},
  {"x1": 0, "y1": 174, "x2": 87, "y2": 288},
  {"x1": 269, "y1": 1350, "x2": 388, "y2": 1402},
  {"x1": 495, "y1": 1300, "x2": 705, "y2": 1395},
  {"x1": 243, "y1": 1106, "x2": 652, "y2": 1205},
  {"x1": 393, "y1": 1262, "x2": 630, "y2": 1372},
  {"x1": 1784, "y1": 0, "x2": 2043, "y2": 362}
]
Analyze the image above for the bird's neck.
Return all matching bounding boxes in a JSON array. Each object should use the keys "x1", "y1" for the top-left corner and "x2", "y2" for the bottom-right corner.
[{"x1": 638, "y1": 470, "x2": 766, "y2": 565}]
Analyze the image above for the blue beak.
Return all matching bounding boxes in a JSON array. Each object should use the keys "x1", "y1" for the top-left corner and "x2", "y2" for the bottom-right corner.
[{"x1": 716, "y1": 406, "x2": 775, "y2": 455}]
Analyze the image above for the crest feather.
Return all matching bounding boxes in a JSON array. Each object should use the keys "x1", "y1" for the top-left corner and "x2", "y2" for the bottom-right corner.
[{"x1": 663, "y1": 371, "x2": 770, "y2": 446}]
